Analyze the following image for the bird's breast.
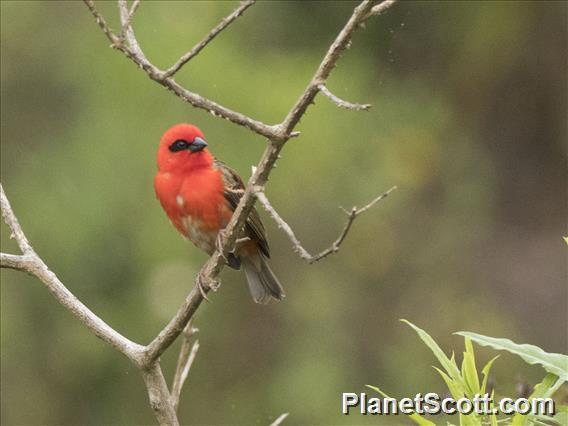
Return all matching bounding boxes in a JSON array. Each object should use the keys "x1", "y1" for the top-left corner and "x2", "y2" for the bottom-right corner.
[{"x1": 155, "y1": 167, "x2": 231, "y2": 253}]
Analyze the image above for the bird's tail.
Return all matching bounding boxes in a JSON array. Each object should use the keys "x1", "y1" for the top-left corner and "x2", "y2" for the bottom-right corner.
[{"x1": 242, "y1": 254, "x2": 285, "y2": 304}]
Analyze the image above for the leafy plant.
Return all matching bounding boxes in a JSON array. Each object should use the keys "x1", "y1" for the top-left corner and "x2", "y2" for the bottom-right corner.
[{"x1": 367, "y1": 320, "x2": 568, "y2": 426}]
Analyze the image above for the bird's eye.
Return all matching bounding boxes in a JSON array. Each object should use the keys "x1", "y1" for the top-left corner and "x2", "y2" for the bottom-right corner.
[{"x1": 169, "y1": 139, "x2": 190, "y2": 152}]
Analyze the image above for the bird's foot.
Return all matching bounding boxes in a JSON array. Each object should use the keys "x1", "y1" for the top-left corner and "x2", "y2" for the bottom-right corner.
[
  {"x1": 196, "y1": 272, "x2": 220, "y2": 302},
  {"x1": 215, "y1": 229, "x2": 229, "y2": 262},
  {"x1": 196, "y1": 272, "x2": 211, "y2": 302}
]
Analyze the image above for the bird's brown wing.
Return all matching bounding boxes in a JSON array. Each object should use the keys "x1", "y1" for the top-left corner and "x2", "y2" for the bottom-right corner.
[{"x1": 213, "y1": 159, "x2": 270, "y2": 258}]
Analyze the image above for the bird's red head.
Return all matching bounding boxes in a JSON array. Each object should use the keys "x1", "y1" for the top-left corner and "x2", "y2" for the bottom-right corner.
[{"x1": 157, "y1": 123, "x2": 213, "y2": 173}]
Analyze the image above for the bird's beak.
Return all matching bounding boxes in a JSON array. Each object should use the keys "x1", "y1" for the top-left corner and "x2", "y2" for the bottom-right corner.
[{"x1": 189, "y1": 137, "x2": 208, "y2": 152}]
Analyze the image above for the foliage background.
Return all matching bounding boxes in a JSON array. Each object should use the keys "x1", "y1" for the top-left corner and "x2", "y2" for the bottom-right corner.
[{"x1": 1, "y1": 1, "x2": 566, "y2": 424}]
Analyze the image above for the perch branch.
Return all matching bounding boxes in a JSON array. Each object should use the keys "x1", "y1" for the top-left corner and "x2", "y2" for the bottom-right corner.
[
  {"x1": 0, "y1": 1, "x2": 399, "y2": 424},
  {"x1": 257, "y1": 186, "x2": 397, "y2": 263},
  {"x1": 141, "y1": 362, "x2": 180, "y2": 426},
  {"x1": 143, "y1": 0, "x2": 393, "y2": 365},
  {"x1": 317, "y1": 84, "x2": 371, "y2": 111},
  {"x1": 162, "y1": 0, "x2": 256, "y2": 78}
]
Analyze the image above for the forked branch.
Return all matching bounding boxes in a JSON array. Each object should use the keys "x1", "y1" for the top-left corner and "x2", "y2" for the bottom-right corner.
[
  {"x1": 140, "y1": 0, "x2": 398, "y2": 367},
  {"x1": 170, "y1": 321, "x2": 200, "y2": 412},
  {"x1": 257, "y1": 186, "x2": 397, "y2": 263},
  {"x1": 2, "y1": 1, "x2": 399, "y2": 424},
  {"x1": 163, "y1": 0, "x2": 256, "y2": 78},
  {"x1": 0, "y1": 185, "x2": 146, "y2": 365}
]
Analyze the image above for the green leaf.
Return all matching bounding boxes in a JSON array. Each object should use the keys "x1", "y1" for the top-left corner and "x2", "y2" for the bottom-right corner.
[
  {"x1": 462, "y1": 337, "x2": 481, "y2": 395},
  {"x1": 402, "y1": 320, "x2": 466, "y2": 388},
  {"x1": 489, "y1": 389, "x2": 499, "y2": 426},
  {"x1": 481, "y1": 355, "x2": 500, "y2": 395},
  {"x1": 552, "y1": 410, "x2": 568, "y2": 426},
  {"x1": 366, "y1": 385, "x2": 436, "y2": 426},
  {"x1": 433, "y1": 367, "x2": 465, "y2": 400},
  {"x1": 455, "y1": 332, "x2": 568, "y2": 381},
  {"x1": 511, "y1": 373, "x2": 561, "y2": 426},
  {"x1": 529, "y1": 414, "x2": 566, "y2": 426}
]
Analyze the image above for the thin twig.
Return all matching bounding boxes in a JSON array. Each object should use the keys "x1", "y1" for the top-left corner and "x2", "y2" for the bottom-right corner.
[
  {"x1": 171, "y1": 340, "x2": 199, "y2": 411},
  {"x1": 83, "y1": 0, "x2": 120, "y2": 45},
  {"x1": 269, "y1": 413, "x2": 290, "y2": 426},
  {"x1": 118, "y1": 0, "x2": 148, "y2": 64},
  {"x1": 1, "y1": 185, "x2": 32, "y2": 254},
  {"x1": 171, "y1": 321, "x2": 200, "y2": 412},
  {"x1": 257, "y1": 186, "x2": 397, "y2": 263},
  {"x1": 256, "y1": 192, "x2": 311, "y2": 261},
  {"x1": 318, "y1": 84, "x2": 371, "y2": 111},
  {"x1": 163, "y1": 0, "x2": 256, "y2": 79},
  {"x1": 280, "y1": 0, "x2": 379, "y2": 135},
  {"x1": 364, "y1": 0, "x2": 397, "y2": 19},
  {"x1": 119, "y1": 0, "x2": 141, "y2": 41}
]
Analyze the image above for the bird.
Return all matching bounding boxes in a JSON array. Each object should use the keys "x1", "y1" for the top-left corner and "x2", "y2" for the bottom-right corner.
[{"x1": 154, "y1": 123, "x2": 285, "y2": 304}]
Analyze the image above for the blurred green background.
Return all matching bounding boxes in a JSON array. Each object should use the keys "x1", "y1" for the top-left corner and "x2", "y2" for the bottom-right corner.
[{"x1": 1, "y1": 1, "x2": 566, "y2": 425}]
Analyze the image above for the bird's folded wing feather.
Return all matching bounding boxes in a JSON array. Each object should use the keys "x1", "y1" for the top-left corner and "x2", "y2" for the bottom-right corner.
[{"x1": 213, "y1": 159, "x2": 270, "y2": 258}]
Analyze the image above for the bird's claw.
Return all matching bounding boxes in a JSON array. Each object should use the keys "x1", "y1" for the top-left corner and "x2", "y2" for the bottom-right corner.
[
  {"x1": 216, "y1": 230, "x2": 229, "y2": 262},
  {"x1": 196, "y1": 272, "x2": 211, "y2": 302},
  {"x1": 196, "y1": 272, "x2": 220, "y2": 302}
]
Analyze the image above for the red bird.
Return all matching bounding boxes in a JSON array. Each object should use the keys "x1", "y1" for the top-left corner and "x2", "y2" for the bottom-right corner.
[{"x1": 154, "y1": 123, "x2": 285, "y2": 304}]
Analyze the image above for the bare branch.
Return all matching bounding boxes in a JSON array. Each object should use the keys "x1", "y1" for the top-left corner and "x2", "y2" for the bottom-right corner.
[
  {"x1": 318, "y1": 84, "x2": 371, "y2": 111},
  {"x1": 257, "y1": 186, "x2": 397, "y2": 263},
  {"x1": 163, "y1": 0, "x2": 256, "y2": 79},
  {"x1": 158, "y1": 78, "x2": 279, "y2": 138},
  {"x1": 83, "y1": 1, "x2": 399, "y2": 141},
  {"x1": 119, "y1": 0, "x2": 141, "y2": 41},
  {"x1": 0, "y1": 253, "x2": 33, "y2": 270},
  {"x1": 129, "y1": 0, "x2": 140, "y2": 16},
  {"x1": 2, "y1": 255, "x2": 145, "y2": 362},
  {"x1": 1, "y1": 184, "x2": 145, "y2": 364},
  {"x1": 2, "y1": 183, "x2": 176, "y2": 423},
  {"x1": 280, "y1": 0, "x2": 383, "y2": 135},
  {"x1": 172, "y1": 340, "x2": 199, "y2": 410},
  {"x1": 1, "y1": 2, "x2": 401, "y2": 423},
  {"x1": 364, "y1": 0, "x2": 397, "y2": 19},
  {"x1": 118, "y1": 0, "x2": 149, "y2": 64},
  {"x1": 83, "y1": 0, "x2": 120, "y2": 45},
  {"x1": 84, "y1": 0, "x2": 278, "y2": 139},
  {"x1": 269, "y1": 413, "x2": 290, "y2": 426},
  {"x1": 141, "y1": 0, "x2": 397, "y2": 365},
  {"x1": 141, "y1": 362, "x2": 180, "y2": 426},
  {"x1": 1, "y1": 184, "x2": 33, "y2": 253},
  {"x1": 255, "y1": 192, "x2": 311, "y2": 261},
  {"x1": 171, "y1": 322, "x2": 200, "y2": 412}
]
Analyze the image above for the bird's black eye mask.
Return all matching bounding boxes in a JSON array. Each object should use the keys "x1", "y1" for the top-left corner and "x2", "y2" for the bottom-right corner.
[
  {"x1": 169, "y1": 137, "x2": 208, "y2": 153},
  {"x1": 169, "y1": 139, "x2": 190, "y2": 152}
]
